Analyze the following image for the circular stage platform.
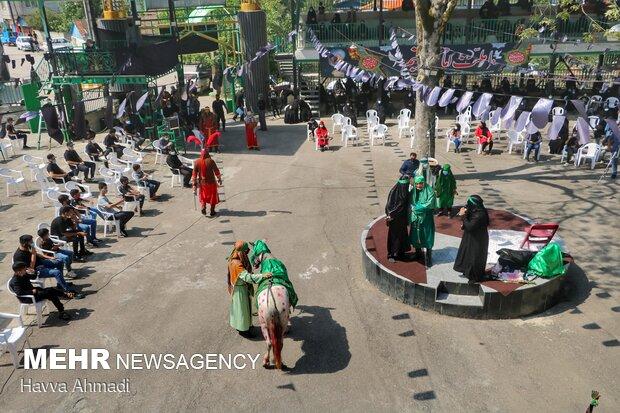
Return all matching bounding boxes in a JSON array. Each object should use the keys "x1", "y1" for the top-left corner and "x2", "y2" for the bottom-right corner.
[{"x1": 361, "y1": 209, "x2": 573, "y2": 319}]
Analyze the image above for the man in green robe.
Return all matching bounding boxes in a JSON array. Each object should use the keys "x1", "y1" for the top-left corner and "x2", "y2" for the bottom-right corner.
[
  {"x1": 434, "y1": 163, "x2": 457, "y2": 217},
  {"x1": 227, "y1": 240, "x2": 272, "y2": 336},
  {"x1": 248, "y1": 240, "x2": 298, "y2": 309},
  {"x1": 409, "y1": 175, "x2": 436, "y2": 267}
]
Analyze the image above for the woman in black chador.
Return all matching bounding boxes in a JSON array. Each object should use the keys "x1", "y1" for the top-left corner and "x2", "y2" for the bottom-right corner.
[
  {"x1": 453, "y1": 195, "x2": 490, "y2": 282},
  {"x1": 385, "y1": 177, "x2": 411, "y2": 262}
]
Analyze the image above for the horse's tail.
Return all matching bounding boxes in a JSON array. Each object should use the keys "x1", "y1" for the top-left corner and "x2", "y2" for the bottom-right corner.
[
  {"x1": 265, "y1": 286, "x2": 284, "y2": 369},
  {"x1": 266, "y1": 314, "x2": 283, "y2": 369}
]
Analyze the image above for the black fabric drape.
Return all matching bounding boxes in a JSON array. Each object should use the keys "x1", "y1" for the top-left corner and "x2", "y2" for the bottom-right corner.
[
  {"x1": 118, "y1": 39, "x2": 179, "y2": 77},
  {"x1": 41, "y1": 104, "x2": 64, "y2": 144},
  {"x1": 73, "y1": 100, "x2": 86, "y2": 139}
]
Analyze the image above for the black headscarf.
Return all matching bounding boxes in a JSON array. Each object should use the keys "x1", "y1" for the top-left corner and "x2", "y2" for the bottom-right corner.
[
  {"x1": 465, "y1": 194, "x2": 488, "y2": 221},
  {"x1": 385, "y1": 176, "x2": 410, "y2": 217}
]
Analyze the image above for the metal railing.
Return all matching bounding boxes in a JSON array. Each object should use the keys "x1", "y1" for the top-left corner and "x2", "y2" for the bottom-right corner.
[
  {"x1": 307, "y1": 15, "x2": 596, "y2": 46},
  {"x1": 0, "y1": 81, "x2": 24, "y2": 105},
  {"x1": 50, "y1": 51, "x2": 118, "y2": 76}
]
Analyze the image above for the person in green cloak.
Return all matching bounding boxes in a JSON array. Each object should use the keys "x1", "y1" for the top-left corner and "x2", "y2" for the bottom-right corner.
[
  {"x1": 434, "y1": 164, "x2": 458, "y2": 217},
  {"x1": 409, "y1": 175, "x2": 436, "y2": 267},
  {"x1": 248, "y1": 240, "x2": 298, "y2": 369}
]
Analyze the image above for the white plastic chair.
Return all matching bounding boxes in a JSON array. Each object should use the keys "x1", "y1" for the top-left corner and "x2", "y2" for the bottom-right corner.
[
  {"x1": 33, "y1": 171, "x2": 58, "y2": 206},
  {"x1": 97, "y1": 206, "x2": 121, "y2": 238},
  {"x1": 445, "y1": 129, "x2": 457, "y2": 152},
  {"x1": 397, "y1": 114, "x2": 411, "y2": 139},
  {"x1": 366, "y1": 115, "x2": 379, "y2": 138},
  {"x1": 22, "y1": 154, "x2": 45, "y2": 182},
  {"x1": 488, "y1": 110, "x2": 502, "y2": 136},
  {"x1": 6, "y1": 279, "x2": 47, "y2": 328},
  {"x1": 551, "y1": 107, "x2": 565, "y2": 116},
  {"x1": 0, "y1": 312, "x2": 30, "y2": 368},
  {"x1": 0, "y1": 168, "x2": 27, "y2": 196},
  {"x1": 64, "y1": 181, "x2": 92, "y2": 200},
  {"x1": 399, "y1": 108, "x2": 411, "y2": 119},
  {"x1": 365, "y1": 109, "x2": 378, "y2": 119},
  {"x1": 340, "y1": 117, "x2": 352, "y2": 142},
  {"x1": 586, "y1": 95, "x2": 603, "y2": 114},
  {"x1": 170, "y1": 155, "x2": 193, "y2": 188},
  {"x1": 371, "y1": 124, "x2": 388, "y2": 146},
  {"x1": 507, "y1": 130, "x2": 525, "y2": 154},
  {"x1": 331, "y1": 113, "x2": 344, "y2": 134},
  {"x1": 461, "y1": 123, "x2": 473, "y2": 144},
  {"x1": 588, "y1": 116, "x2": 600, "y2": 130},
  {"x1": 604, "y1": 97, "x2": 619, "y2": 110},
  {"x1": 0, "y1": 139, "x2": 16, "y2": 159},
  {"x1": 152, "y1": 140, "x2": 166, "y2": 165},
  {"x1": 575, "y1": 143, "x2": 601, "y2": 169},
  {"x1": 46, "y1": 188, "x2": 68, "y2": 217},
  {"x1": 409, "y1": 127, "x2": 416, "y2": 148},
  {"x1": 343, "y1": 125, "x2": 359, "y2": 147}
]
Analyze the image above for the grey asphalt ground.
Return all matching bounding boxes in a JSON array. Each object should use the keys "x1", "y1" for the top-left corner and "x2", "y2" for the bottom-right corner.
[{"x1": 0, "y1": 110, "x2": 617, "y2": 412}]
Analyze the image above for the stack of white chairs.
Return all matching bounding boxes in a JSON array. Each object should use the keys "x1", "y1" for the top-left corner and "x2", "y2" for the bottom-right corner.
[
  {"x1": 0, "y1": 168, "x2": 27, "y2": 197},
  {"x1": 371, "y1": 124, "x2": 388, "y2": 146},
  {"x1": 22, "y1": 155, "x2": 46, "y2": 182},
  {"x1": 342, "y1": 125, "x2": 359, "y2": 147}
]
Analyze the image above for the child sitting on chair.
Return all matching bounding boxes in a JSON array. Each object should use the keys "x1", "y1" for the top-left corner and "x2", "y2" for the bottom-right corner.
[{"x1": 315, "y1": 121, "x2": 331, "y2": 151}]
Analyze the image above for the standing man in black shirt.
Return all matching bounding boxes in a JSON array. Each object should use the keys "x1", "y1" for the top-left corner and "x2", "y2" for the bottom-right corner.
[
  {"x1": 9, "y1": 262, "x2": 77, "y2": 321},
  {"x1": 46, "y1": 153, "x2": 79, "y2": 184},
  {"x1": 64, "y1": 141, "x2": 96, "y2": 181},
  {"x1": 269, "y1": 87, "x2": 280, "y2": 118},
  {"x1": 212, "y1": 94, "x2": 228, "y2": 132},
  {"x1": 257, "y1": 93, "x2": 267, "y2": 131}
]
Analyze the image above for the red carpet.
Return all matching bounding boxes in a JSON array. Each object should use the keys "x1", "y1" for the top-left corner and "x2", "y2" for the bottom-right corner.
[{"x1": 366, "y1": 210, "x2": 531, "y2": 291}]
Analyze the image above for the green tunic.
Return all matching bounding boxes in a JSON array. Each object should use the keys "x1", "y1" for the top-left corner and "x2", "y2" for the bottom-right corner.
[
  {"x1": 229, "y1": 271, "x2": 269, "y2": 331},
  {"x1": 434, "y1": 170, "x2": 457, "y2": 208},
  {"x1": 409, "y1": 183, "x2": 436, "y2": 249},
  {"x1": 256, "y1": 258, "x2": 298, "y2": 308}
]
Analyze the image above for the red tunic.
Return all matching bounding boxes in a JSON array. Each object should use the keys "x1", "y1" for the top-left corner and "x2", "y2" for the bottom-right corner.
[
  {"x1": 200, "y1": 112, "x2": 218, "y2": 144},
  {"x1": 316, "y1": 126, "x2": 329, "y2": 147},
  {"x1": 192, "y1": 157, "x2": 221, "y2": 206},
  {"x1": 245, "y1": 121, "x2": 259, "y2": 149},
  {"x1": 206, "y1": 131, "x2": 221, "y2": 151}
]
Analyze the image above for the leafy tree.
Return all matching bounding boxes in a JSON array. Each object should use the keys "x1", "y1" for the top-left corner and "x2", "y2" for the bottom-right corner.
[{"x1": 412, "y1": 0, "x2": 458, "y2": 157}]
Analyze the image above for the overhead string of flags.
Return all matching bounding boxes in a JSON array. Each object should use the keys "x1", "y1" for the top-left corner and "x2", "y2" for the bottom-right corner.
[
  {"x1": 307, "y1": 27, "x2": 620, "y2": 144},
  {"x1": 223, "y1": 42, "x2": 276, "y2": 79}
]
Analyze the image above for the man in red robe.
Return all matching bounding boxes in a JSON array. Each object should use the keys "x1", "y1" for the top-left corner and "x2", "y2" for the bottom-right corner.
[
  {"x1": 192, "y1": 150, "x2": 222, "y2": 216},
  {"x1": 199, "y1": 107, "x2": 218, "y2": 146}
]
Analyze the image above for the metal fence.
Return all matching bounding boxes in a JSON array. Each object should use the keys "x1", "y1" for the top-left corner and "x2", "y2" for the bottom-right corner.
[
  {"x1": 82, "y1": 88, "x2": 108, "y2": 113},
  {"x1": 0, "y1": 81, "x2": 24, "y2": 105}
]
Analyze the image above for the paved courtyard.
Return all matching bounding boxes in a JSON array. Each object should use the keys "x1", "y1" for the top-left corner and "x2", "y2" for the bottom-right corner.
[{"x1": 0, "y1": 112, "x2": 618, "y2": 412}]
